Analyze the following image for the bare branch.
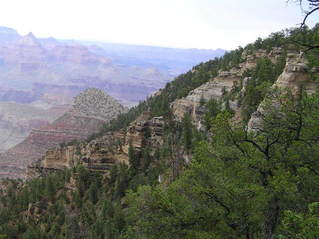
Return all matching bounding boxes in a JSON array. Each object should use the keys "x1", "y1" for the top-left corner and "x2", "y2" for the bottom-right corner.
[{"x1": 301, "y1": 6, "x2": 319, "y2": 27}]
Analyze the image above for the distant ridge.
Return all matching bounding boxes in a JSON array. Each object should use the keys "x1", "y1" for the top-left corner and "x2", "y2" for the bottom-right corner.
[
  {"x1": 0, "y1": 25, "x2": 225, "y2": 156},
  {"x1": 0, "y1": 88, "x2": 127, "y2": 178}
]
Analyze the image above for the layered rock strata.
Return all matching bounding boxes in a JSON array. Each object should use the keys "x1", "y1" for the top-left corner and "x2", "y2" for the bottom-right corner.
[
  {"x1": 27, "y1": 112, "x2": 164, "y2": 178},
  {"x1": 171, "y1": 48, "x2": 283, "y2": 129},
  {"x1": 1, "y1": 89, "x2": 126, "y2": 178},
  {"x1": 248, "y1": 53, "x2": 318, "y2": 131}
]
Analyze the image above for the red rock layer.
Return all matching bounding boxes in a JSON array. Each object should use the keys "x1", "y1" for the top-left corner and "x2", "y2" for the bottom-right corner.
[{"x1": 0, "y1": 111, "x2": 105, "y2": 178}]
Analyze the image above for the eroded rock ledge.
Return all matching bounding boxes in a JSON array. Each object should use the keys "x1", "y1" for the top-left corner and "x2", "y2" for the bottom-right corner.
[{"x1": 27, "y1": 112, "x2": 164, "y2": 178}]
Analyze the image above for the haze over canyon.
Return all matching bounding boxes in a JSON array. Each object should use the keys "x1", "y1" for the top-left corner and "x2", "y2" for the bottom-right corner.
[{"x1": 0, "y1": 25, "x2": 224, "y2": 176}]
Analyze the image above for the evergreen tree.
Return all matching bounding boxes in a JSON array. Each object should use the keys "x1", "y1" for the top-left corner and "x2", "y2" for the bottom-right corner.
[
  {"x1": 128, "y1": 143, "x2": 140, "y2": 175},
  {"x1": 125, "y1": 90, "x2": 319, "y2": 238},
  {"x1": 181, "y1": 112, "x2": 193, "y2": 151}
]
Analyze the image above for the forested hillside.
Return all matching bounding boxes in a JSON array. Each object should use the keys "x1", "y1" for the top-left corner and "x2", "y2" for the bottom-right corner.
[{"x1": 0, "y1": 24, "x2": 318, "y2": 239}]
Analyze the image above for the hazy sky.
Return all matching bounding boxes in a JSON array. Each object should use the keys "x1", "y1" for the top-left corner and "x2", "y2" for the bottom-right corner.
[{"x1": 0, "y1": 0, "x2": 317, "y2": 50}]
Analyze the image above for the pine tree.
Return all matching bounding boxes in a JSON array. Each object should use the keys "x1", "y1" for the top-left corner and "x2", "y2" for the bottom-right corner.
[{"x1": 181, "y1": 112, "x2": 193, "y2": 151}]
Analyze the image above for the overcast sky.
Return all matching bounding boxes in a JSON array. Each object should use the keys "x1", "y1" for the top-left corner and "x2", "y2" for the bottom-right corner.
[{"x1": 0, "y1": 0, "x2": 317, "y2": 50}]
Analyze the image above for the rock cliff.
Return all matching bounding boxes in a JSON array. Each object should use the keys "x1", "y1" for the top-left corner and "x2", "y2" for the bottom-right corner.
[
  {"x1": 171, "y1": 48, "x2": 283, "y2": 129},
  {"x1": 0, "y1": 89, "x2": 126, "y2": 178},
  {"x1": 27, "y1": 112, "x2": 165, "y2": 178},
  {"x1": 248, "y1": 53, "x2": 318, "y2": 131},
  {"x1": 26, "y1": 47, "x2": 318, "y2": 180}
]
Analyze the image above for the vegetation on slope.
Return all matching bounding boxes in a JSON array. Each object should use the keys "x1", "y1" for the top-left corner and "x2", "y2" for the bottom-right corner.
[
  {"x1": 0, "y1": 25, "x2": 318, "y2": 239},
  {"x1": 126, "y1": 89, "x2": 319, "y2": 238}
]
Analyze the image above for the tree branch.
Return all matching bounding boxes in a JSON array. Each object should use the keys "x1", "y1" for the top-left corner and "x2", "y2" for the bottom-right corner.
[
  {"x1": 289, "y1": 39, "x2": 319, "y2": 52},
  {"x1": 243, "y1": 139, "x2": 266, "y2": 155},
  {"x1": 204, "y1": 191, "x2": 231, "y2": 216},
  {"x1": 301, "y1": 6, "x2": 319, "y2": 27}
]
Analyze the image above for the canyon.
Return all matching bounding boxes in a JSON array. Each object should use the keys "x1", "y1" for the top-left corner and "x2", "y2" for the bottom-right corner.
[
  {"x1": 1, "y1": 88, "x2": 126, "y2": 178},
  {"x1": 0, "y1": 26, "x2": 224, "y2": 154},
  {"x1": 27, "y1": 47, "x2": 319, "y2": 181}
]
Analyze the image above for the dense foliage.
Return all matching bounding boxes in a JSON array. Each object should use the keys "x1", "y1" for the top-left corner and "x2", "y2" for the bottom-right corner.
[{"x1": 125, "y1": 89, "x2": 319, "y2": 238}]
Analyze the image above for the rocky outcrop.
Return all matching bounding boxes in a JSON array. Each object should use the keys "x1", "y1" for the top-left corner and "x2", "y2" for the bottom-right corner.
[
  {"x1": 274, "y1": 53, "x2": 316, "y2": 94},
  {"x1": 1, "y1": 89, "x2": 126, "y2": 178},
  {"x1": 171, "y1": 69, "x2": 241, "y2": 127},
  {"x1": 27, "y1": 112, "x2": 165, "y2": 178},
  {"x1": 171, "y1": 48, "x2": 283, "y2": 129},
  {"x1": 248, "y1": 53, "x2": 318, "y2": 131},
  {"x1": 123, "y1": 112, "x2": 164, "y2": 153},
  {"x1": 171, "y1": 48, "x2": 316, "y2": 133},
  {"x1": 27, "y1": 131, "x2": 127, "y2": 179}
]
